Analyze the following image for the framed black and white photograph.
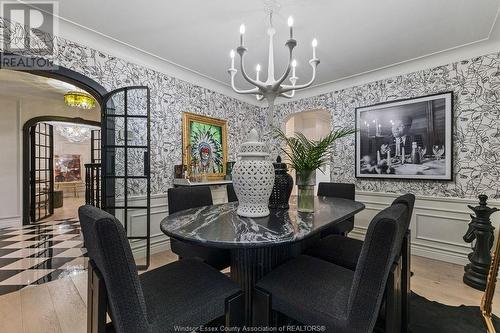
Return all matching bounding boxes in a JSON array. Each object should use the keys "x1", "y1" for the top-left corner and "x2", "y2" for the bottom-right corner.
[{"x1": 355, "y1": 92, "x2": 453, "y2": 180}]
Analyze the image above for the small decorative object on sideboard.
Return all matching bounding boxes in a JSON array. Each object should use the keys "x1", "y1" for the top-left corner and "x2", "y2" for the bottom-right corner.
[
  {"x1": 274, "y1": 127, "x2": 356, "y2": 212},
  {"x1": 232, "y1": 129, "x2": 275, "y2": 217},
  {"x1": 269, "y1": 156, "x2": 293, "y2": 210},
  {"x1": 225, "y1": 161, "x2": 235, "y2": 180},
  {"x1": 463, "y1": 194, "x2": 499, "y2": 291}
]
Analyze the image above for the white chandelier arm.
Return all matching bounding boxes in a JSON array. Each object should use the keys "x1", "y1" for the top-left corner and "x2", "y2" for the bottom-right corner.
[
  {"x1": 279, "y1": 90, "x2": 295, "y2": 98},
  {"x1": 279, "y1": 59, "x2": 319, "y2": 94},
  {"x1": 228, "y1": 70, "x2": 261, "y2": 95},
  {"x1": 256, "y1": 94, "x2": 265, "y2": 101},
  {"x1": 272, "y1": 40, "x2": 296, "y2": 90},
  {"x1": 237, "y1": 48, "x2": 267, "y2": 91}
]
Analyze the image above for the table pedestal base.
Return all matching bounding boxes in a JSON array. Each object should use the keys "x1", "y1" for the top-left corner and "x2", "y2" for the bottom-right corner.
[{"x1": 230, "y1": 243, "x2": 301, "y2": 324}]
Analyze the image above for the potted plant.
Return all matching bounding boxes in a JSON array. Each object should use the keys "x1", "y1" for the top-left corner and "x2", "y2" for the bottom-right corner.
[{"x1": 274, "y1": 127, "x2": 356, "y2": 212}]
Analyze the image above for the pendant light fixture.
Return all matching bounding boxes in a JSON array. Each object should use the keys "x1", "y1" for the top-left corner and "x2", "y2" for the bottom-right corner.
[{"x1": 64, "y1": 90, "x2": 96, "y2": 110}]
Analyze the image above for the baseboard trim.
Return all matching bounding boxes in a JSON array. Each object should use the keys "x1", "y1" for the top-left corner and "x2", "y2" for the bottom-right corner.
[
  {"x1": 131, "y1": 233, "x2": 171, "y2": 260},
  {"x1": 0, "y1": 216, "x2": 21, "y2": 228}
]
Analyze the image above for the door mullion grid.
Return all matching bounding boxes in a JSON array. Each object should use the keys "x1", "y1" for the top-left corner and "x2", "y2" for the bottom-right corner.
[
  {"x1": 146, "y1": 88, "x2": 151, "y2": 267},
  {"x1": 124, "y1": 89, "x2": 128, "y2": 235}
]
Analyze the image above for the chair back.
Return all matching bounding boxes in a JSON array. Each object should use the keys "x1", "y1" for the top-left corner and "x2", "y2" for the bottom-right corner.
[
  {"x1": 317, "y1": 182, "x2": 355, "y2": 200},
  {"x1": 168, "y1": 186, "x2": 213, "y2": 214},
  {"x1": 347, "y1": 203, "x2": 408, "y2": 332},
  {"x1": 227, "y1": 184, "x2": 238, "y2": 202},
  {"x1": 79, "y1": 205, "x2": 150, "y2": 333},
  {"x1": 391, "y1": 193, "x2": 415, "y2": 226}
]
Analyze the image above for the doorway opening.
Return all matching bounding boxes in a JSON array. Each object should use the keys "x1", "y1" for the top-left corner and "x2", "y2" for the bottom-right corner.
[
  {"x1": 283, "y1": 109, "x2": 332, "y2": 194},
  {"x1": 0, "y1": 66, "x2": 106, "y2": 226},
  {"x1": 49, "y1": 121, "x2": 100, "y2": 221}
]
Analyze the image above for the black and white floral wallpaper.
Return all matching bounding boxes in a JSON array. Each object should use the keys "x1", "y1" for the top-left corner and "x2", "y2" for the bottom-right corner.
[
  {"x1": 0, "y1": 18, "x2": 264, "y2": 196},
  {"x1": 270, "y1": 53, "x2": 500, "y2": 199},
  {"x1": 2, "y1": 17, "x2": 499, "y2": 199}
]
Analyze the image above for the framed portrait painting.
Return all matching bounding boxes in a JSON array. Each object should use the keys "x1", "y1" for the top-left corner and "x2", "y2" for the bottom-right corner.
[
  {"x1": 182, "y1": 112, "x2": 228, "y2": 180},
  {"x1": 355, "y1": 91, "x2": 453, "y2": 180},
  {"x1": 54, "y1": 154, "x2": 82, "y2": 182}
]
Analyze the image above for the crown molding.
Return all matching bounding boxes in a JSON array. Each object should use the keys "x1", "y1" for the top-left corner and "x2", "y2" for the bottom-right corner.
[
  {"x1": 55, "y1": 11, "x2": 500, "y2": 108},
  {"x1": 273, "y1": 38, "x2": 500, "y2": 105},
  {"x1": 57, "y1": 19, "x2": 263, "y2": 107}
]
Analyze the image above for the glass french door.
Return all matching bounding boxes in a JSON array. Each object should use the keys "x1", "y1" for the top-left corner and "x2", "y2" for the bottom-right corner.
[
  {"x1": 30, "y1": 122, "x2": 54, "y2": 222},
  {"x1": 91, "y1": 129, "x2": 101, "y2": 164},
  {"x1": 101, "y1": 86, "x2": 151, "y2": 269}
]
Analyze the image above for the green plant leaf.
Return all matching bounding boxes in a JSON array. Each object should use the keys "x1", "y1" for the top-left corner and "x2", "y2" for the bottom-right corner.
[{"x1": 273, "y1": 126, "x2": 356, "y2": 173}]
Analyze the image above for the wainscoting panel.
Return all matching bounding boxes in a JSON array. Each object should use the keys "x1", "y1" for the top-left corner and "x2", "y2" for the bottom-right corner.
[
  {"x1": 353, "y1": 191, "x2": 500, "y2": 265},
  {"x1": 115, "y1": 193, "x2": 170, "y2": 259},
  {"x1": 116, "y1": 191, "x2": 500, "y2": 266}
]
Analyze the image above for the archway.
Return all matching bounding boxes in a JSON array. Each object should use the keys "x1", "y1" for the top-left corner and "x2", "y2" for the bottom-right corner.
[
  {"x1": 1, "y1": 53, "x2": 108, "y2": 224},
  {"x1": 22, "y1": 117, "x2": 101, "y2": 224},
  {"x1": 283, "y1": 109, "x2": 332, "y2": 194}
]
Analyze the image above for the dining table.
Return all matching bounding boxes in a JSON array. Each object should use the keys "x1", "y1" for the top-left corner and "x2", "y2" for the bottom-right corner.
[{"x1": 160, "y1": 195, "x2": 365, "y2": 323}]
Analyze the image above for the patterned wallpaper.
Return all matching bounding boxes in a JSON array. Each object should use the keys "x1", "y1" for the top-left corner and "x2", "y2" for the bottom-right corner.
[
  {"x1": 0, "y1": 18, "x2": 264, "y2": 196},
  {"x1": 270, "y1": 53, "x2": 500, "y2": 199},
  {"x1": 2, "y1": 17, "x2": 499, "y2": 199}
]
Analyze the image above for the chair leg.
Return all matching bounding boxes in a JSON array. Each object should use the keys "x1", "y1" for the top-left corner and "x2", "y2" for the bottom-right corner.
[
  {"x1": 88, "y1": 260, "x2": 108, "y2": 333},
  {"x1": 252, "y1": 287, "x2": 272, "y2": 327},
  {"x1": 225, "y1": 291, "x2": 245, "y2": 328},
  {"x1": 401, "y1": 230, "x2": 411, "y2": 333},
  {"x1": 384, "y1": 261, "x2": 402, "y2": 333}
]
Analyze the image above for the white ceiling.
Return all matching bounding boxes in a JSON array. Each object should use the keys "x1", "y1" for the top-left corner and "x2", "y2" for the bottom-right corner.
[
  {"x1": 25, "y1": 0, "x2": 500, "y2": 94},
  {"x1": 0, "y1": 69, "x2": 77, "y2": 99}
]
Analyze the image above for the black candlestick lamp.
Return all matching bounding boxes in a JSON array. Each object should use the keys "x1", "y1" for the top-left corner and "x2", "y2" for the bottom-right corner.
[
  {"x1": 463, "y1": 194, "x2": 499, "y2": 291},
  {"x1": 269, "y1": 156, "x2": 293, "y2": 209}
]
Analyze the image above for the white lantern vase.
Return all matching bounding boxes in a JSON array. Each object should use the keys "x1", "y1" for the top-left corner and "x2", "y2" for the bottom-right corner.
[{"x1": 232, "y1": 128, "x2": 275, "y2": 217}]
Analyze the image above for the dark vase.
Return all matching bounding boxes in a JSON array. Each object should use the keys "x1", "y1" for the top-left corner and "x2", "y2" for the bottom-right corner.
[
  {"x1": 225, "y1": 161, "x2": 235, "y2": 180},
  {"x1": 269, "y1": 156, "x2": 294, "y2": 209}
]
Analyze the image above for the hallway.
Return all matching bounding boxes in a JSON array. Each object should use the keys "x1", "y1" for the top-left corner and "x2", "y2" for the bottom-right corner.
[{"x1": 0, "y1": 198, "x2": 87, "y2": 295}]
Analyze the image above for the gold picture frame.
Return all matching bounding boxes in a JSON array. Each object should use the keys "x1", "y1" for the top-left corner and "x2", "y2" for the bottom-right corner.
[{"x1": 182, "y1": 112, "x2": 228, "y2": 180}]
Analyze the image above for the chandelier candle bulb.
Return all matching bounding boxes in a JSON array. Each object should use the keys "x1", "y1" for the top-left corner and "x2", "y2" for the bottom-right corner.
[
  {"x1": 312, "y1": 38, "x2": 318, "y2": 59},
  {"x1": 291, "y1": 59, "x2": 297, "y2": 77},
  {"x1": 239, "y1": 24, "x2": 245, "y2": 46},
  {"x1": 230, "y1": 50, "x2": 235, "y2": 70},
  {"x1": 288, "y1": 16, "x2": 294, "y2": 39},
  {"x1": 256, "y1": 64, "x2": 261, "y2": 80}
]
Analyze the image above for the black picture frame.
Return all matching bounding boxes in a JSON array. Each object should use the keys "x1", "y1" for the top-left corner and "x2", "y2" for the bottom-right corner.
[{"x1": 355, "y1": 91, "x2": 453, "y2": 181}]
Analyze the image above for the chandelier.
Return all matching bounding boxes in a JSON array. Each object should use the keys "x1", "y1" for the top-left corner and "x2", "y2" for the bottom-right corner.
[
  {"x1": 64, "y1": 91, "x2": 96, "y2": 110},
  {"x1": 228, "y1": 6, "x2": 320, "y2": 125},
  {"x1": 55, "y1": 124, "x2": 92, "y2": 143}
]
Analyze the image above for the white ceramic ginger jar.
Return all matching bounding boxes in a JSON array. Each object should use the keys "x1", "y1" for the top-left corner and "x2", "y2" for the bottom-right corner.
[{"x1": 232, "y1": 128, "x2": 275, "y2": 217}]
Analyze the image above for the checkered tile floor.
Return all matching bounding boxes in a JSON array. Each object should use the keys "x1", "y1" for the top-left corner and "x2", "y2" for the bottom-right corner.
[{"x1": 0, "y1": 217, "x2": 87, "y2": 295}]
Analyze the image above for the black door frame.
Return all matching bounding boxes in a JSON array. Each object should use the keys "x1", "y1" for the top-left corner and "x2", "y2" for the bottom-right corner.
[
  {"x1": 22, "y1": 117, "x2": 101, "y2": 224},
  {"x1": 2, "y1": 52, "x2": 109, "y2": 224},
  {"x1": 101, "y1": 86, "x2": 151, "y2": 269}
]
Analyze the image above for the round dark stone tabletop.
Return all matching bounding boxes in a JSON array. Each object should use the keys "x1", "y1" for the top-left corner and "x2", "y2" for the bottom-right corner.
[{"x1": 160, "y1": 196, "x2": 365, "y2": 249}]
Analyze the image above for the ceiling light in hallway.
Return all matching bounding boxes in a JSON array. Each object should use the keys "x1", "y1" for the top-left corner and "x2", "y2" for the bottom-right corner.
[{"x1": 64, "y1": 91, "x2": 96, "y2": 110}]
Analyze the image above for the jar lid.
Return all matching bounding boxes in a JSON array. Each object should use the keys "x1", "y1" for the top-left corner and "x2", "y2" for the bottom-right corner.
[
  {"x1": 238, "y1": 128, "x2": 270, "y2": 157},
  {"x1": 273, "y1": 156, "x2": 288, "y2": 171}
]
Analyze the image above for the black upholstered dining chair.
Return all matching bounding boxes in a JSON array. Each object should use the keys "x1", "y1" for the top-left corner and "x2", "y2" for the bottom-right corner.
[
  {"x1": 253, "y1": 203, "x2": 409, "y2": 333},
  {"x1": 305, "y1": 193, "x2": 415, "y2": 332},
  {"x1": 317, "y1": 182, "x2": 356, "y2": 236},
  {"x1": 167, "y1": 186, "x2": 230, "y2": 270},
  {"x1": 79, "y1": 205, "x2": 243, "y2": 333},
  {"x1": 227, "y1": 183, "x2": 238, "y2": 202}
]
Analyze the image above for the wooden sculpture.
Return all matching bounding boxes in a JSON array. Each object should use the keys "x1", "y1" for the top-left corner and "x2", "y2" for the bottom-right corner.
[{"x1": 481, "y1": 229, "x2": 500, "y2": 333}]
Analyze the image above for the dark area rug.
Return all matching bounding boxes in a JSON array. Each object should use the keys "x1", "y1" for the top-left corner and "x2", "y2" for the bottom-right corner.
[{"x1": 410, "y1": 292, "x2": 500, "y2": 333}]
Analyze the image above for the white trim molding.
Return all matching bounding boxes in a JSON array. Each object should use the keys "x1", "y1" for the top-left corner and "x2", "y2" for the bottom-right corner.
[
  {"x1": 119, "y1": 190, "x2": 500, "y2": 266},
  {"x1": 353, "y1": 191, "x2": 500, "y2": 265}
]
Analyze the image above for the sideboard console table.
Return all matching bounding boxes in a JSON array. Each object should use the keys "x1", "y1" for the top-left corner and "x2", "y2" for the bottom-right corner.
[{"x1": 173, "y1": 179, "x2": 233, "y2": 204}]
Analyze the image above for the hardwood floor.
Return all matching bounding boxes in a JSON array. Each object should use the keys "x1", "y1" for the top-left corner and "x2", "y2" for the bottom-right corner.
[{"x1": 0, "y1": 252, "x2": 497, "y2": 332}]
